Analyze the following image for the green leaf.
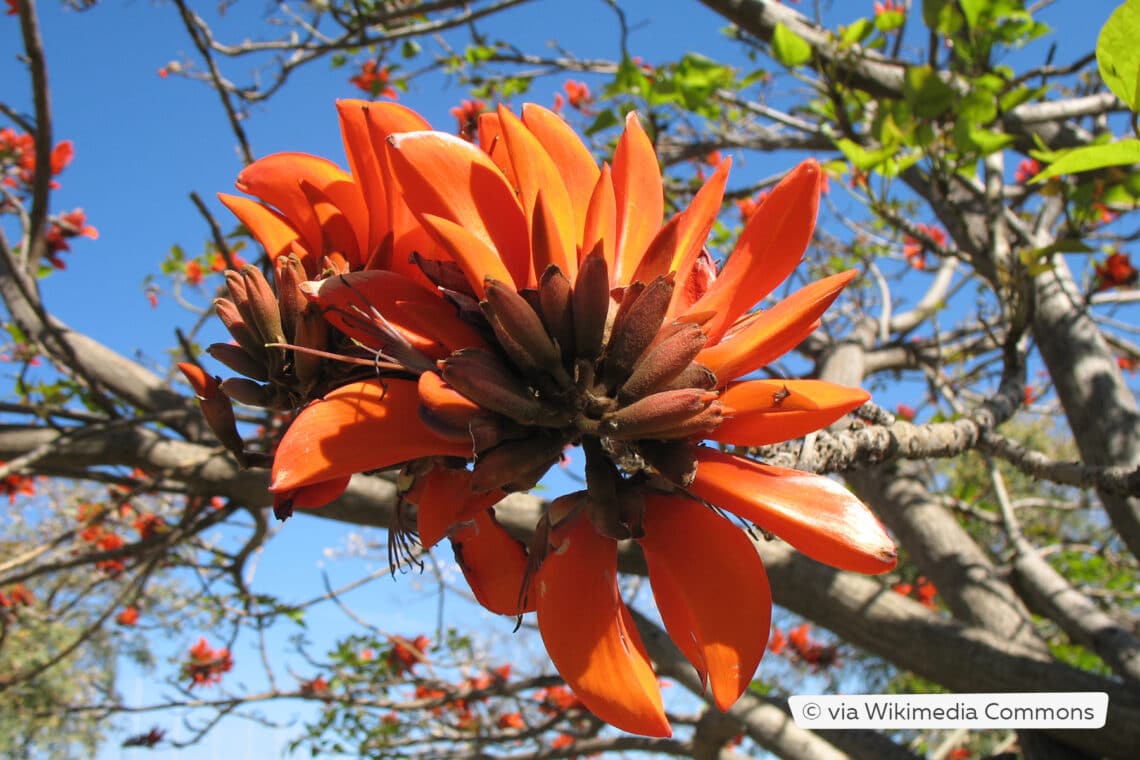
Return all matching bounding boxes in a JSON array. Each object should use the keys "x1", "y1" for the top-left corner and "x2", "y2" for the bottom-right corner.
[
  {"x1": 584, "y1": 109, "x2": 620, "y2": 136},
  {"x1": 771, "y1": 22, "x2": 813, "y2": 67},
  {"x1": 959, "y1": 0, "x2": 989, "y2": 29},
  {"x1": 840, "y1": 18, "x2": 873, "y2": 44},
  {"x1": 1097, "y1": 0, "x2": 1140, "y2": 111},
  {"x1": 400, "y1": 40, "x2": 421, "y2": 59},
  {"x1": 1032, "y1": 139, "x2": 1140, "y2": 183},
  {"x1": 953, "y1": 122, "x2": 1015, "y2": 154},
  {"x1": 903, "y1": 66, "x2": 956, "y2": 118}
]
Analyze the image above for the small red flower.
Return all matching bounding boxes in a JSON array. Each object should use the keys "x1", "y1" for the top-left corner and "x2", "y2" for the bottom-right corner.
[
  {"x1": 117, "y1": 606, "x2": 140, "y2": 626},
  {"x1": 133, "y1": 513, "x2": 164, "y2": 540},
  {"x1": 1014, "y1": 158, "x2": 1040, "y2": 184},
  {"x1": 1, "y1": 463, "x2": 37, "y2": 503},
  {"x1": 563, "y1": 80, "x2": 593, "y2": 112},
  {"x1": 182, "y1": 637, "x2": 234, "y2": 688},
  {"x1": 50, "y1": 140, "x2": 74, "y2": 175},
  {"x1": 1094, "y1": 251, "x2": 1138, "y2": 291},
  {"x1": 300, "y1": 675, "x2": 329, "y2": 696},
  {"x1": 186, "y1": 260, "x2": 204, "y2": 286},
  {"x1": 122, "y1": 727, "x2": 165, "y2": 748},
  {"x1": 735, "y1": 190, "x2": 770, "y2": 222},
  {"x1": 5, "y1": 0, "x2": 18, "y2": 17},
  {"x1": 902, "y1": 223, "x2": 946, "y2": 270},
  {"x1": 1117, "y1": 355, "x2": 1138, "y2": 375},
  {"x1": 895, "y1": 403, "x2": 916, "y2": 422},
  {"x1": 497, "y1": 712, "x2": 525, "y2": 729},
  {"x1": 387, "y1": 634, "x2": 430, "y2": 674},
  {"x1": 768, "y1": 626, "x2": 787, "y2": 655},
  {"x1": 350, "y1": 61, "x2": 398, "y2": 99},
  {"x1": 550, "y1": 734, "x2": 575, "y2": 749},
  {"x1": 449, "y1": 99, "x2": 486, "y2": 141}
]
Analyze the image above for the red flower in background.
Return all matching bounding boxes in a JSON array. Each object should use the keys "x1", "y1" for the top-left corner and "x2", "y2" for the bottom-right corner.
[
  {"x1": 1, "y1": 463, "x2": 37, "y2": 503},
  {"x1": 387, "y1": 634, "x2": 430, "y2": 674},
  {"x1": 450, "y1": 98, "x2": 486, "y2": 141},
  {"x1": 1094, "y1": 251, "x2": 1138, "y2": 291},
  {"x1": 350, "y1": 61, "x2": 398, "y2": 99},
  {"x1": 117, "y1": 606, "x2": 140, "y2": 626},
  {"x1": 902, "y1": 223, "x2": 946, "y2": 270},
  {"x1": 182, "y1": 637, "x2": 234, "y2": 688},
  {"x1": 1015, "y1": 158, "x2": 1040, "y2": 184}
]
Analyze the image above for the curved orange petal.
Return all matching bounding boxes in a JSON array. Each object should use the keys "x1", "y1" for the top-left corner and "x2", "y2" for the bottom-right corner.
[
  {"x1": 418, "y1": 213, "x2": 515, "y2": 297},
  {"x1": 270, "y1": 379, "x2": 470, "y2": 493},
  {"x1": 299, "y1": 179, "x2": 362, "y2": 269},
  {"x1": 521, "y1": 103, "x2": 601, "y2": 248},
  {"x1": 695, "y1": 270, "x2": 856, "y2": 381},
  {"x1": 278, "y1": 475, "x2": 352, "y2": 511},
  {"x1": 537, "y1": 516, "x2": 670, "y2": 737},
  {"x1": 477, "y1": 111, "x2": 517, "y2": 191},
  {"x1": 638, "y1": 492, "x2": 770, "y2": 710},
  {"x1": 236, "y1": 152, "x2": 364, "y2": 261},
  {"x1": 498, "y1": 105, "x2": 576, "y2": 281},
  {"x1": 666, "y1": 160, "x2": 731, "y2": 318},
  {"x1": 612, "y1": 112, "x2": 663, "y2": 284},
  {"x1": 451, "y1": 509, "x2": 534, "y2": 614},
  {"x1": 532, "y1": 191, "x2": 575, "y2": 281},
  {"x1": 217, "y1": 193, "x2": 300, "y2": 262},
  {"x1": 412, "y1": 466, "x2": 504, "y2": 549},
  {"x1": 582, "y1": 163, "x2": 617, "y2": 273},
  {"x1": 387, "y1": 131, "x2": 529, "y2": 288},
  {"x1": 689, "y1": 447, "x2": 897, "y2": 574},
  {"x1": 713, "y1": 379, "x2": 871, "y2": 446},
  {"x1": 337, "y1": 99, "x2": 390, "y2": 258},
  {"x1": 688, "y1": 159, "x2": 822, "y2": 343},
  {"x1": 361, "y1": 101, "x2": 434, "y2": 272}
]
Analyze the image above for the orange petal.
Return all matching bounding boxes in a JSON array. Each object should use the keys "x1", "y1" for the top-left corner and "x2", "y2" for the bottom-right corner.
[
  {"x1": 299, "y1": 179, "x2": 362, "y2": 269},
  {"x1": 690, "y1": 447, "x2": 897, "y2": 574},
  {"x1": 236, "y1": 152, "x2": 364, "y2": 261},
  {"x1": 688, "y1": 159, "x2": 822, "y2": 343},
  {"x1": 695, "y1": 270, "x2": 856, "y2": 381},
  {"x1": 537, "y1": 516, "x2": 670, "y2": 737},
  {"x1": 612, "y1": 112, "x2": 664, "y2": 284},
  {"x1": 666, "y1": 160, "x2": 731, "y2": 318},
  {"x1": 638, "y1": 492, "x2": 770, "y2": 710},
  {"x1": 582, "y1": 163, "x2": 617, "y2": 274},
  {"x1": 270, "y1": 379, "x2": 470, "y2": 493},
  {"x1": 337, "y1": 99, "x2": 390, "y2": 258},
  {"x1": 713, "y1": 379, "x2": 871, "y2": 446},
  {"x1": 521, "y1": 103, "x2": 601, "y2": 249},
  {"x1": 451, "y1": 509, "x2": 534, "y2": 614},
  {"x1": 498, "y1": 105, "x2": 576, "y2": 282},
  {"x1": 217, "y1": 193, "x2": 300, "y2": 262},
  {"x1": 418, "y1": 213, "x2": 515, "y2": 297},
  {"x1": 411, "y1": 466, "x2": 504, "y2": 549},
  {"x1": 531, "y1": 191, "x2": 575, "y2": 281},
  {"x1": 477, "y1": 111, "x2": 517, "y2": 191},
  {"x1": 361, "y1": 102, "x2": 434, "y2": 272},
  {"x1": 387, "y1": 131, "x2": 529, "y2": 288},
  {"x1": 280, "y1": 476, "x2": 352, "y2": 510}
]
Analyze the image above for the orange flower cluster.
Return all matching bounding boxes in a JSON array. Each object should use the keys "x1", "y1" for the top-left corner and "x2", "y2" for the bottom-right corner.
[
  {"x1": 200, "y1": 100, "x2": 897, "y2": 734},
  {"x1": 554, "y1": 80, "x2": 593, "y2": 114},
  {"x1": 182, "y1": 637, "x2": 234, "y2": 688},
  {"x1": 78, "y1": 523, "x2": 126, "y2": 575}
]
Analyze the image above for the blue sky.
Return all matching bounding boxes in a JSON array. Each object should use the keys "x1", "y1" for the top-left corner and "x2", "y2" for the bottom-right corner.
[{"x1": 0, "y1": 0, "x2": 1120, "y2": 757}]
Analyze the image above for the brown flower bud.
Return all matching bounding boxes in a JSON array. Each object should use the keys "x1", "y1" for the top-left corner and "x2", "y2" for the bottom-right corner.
[
  {"x1": 441, "y1": 348, "x2": 570, "y2": 427},
  {"x1": 618, "y1": 321, "x2": 707, "y2": 402},
  {"x1": 572, "y1": 246, "x2": 610, "y2": 359},
  {"x1": 206, "y1": 342, "x2": 269, "y2": 381},
  {"x1": 601, "y1": 388, "x2": 720, "y2": 440},
  {"x1": 481, "y1": 278, "x2": 563, "y2": 379}
]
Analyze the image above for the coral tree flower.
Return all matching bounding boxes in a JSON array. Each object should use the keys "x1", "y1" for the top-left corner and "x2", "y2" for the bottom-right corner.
[{"x1": 218, "y1": 103, "x2": 896, "y2": 737}]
